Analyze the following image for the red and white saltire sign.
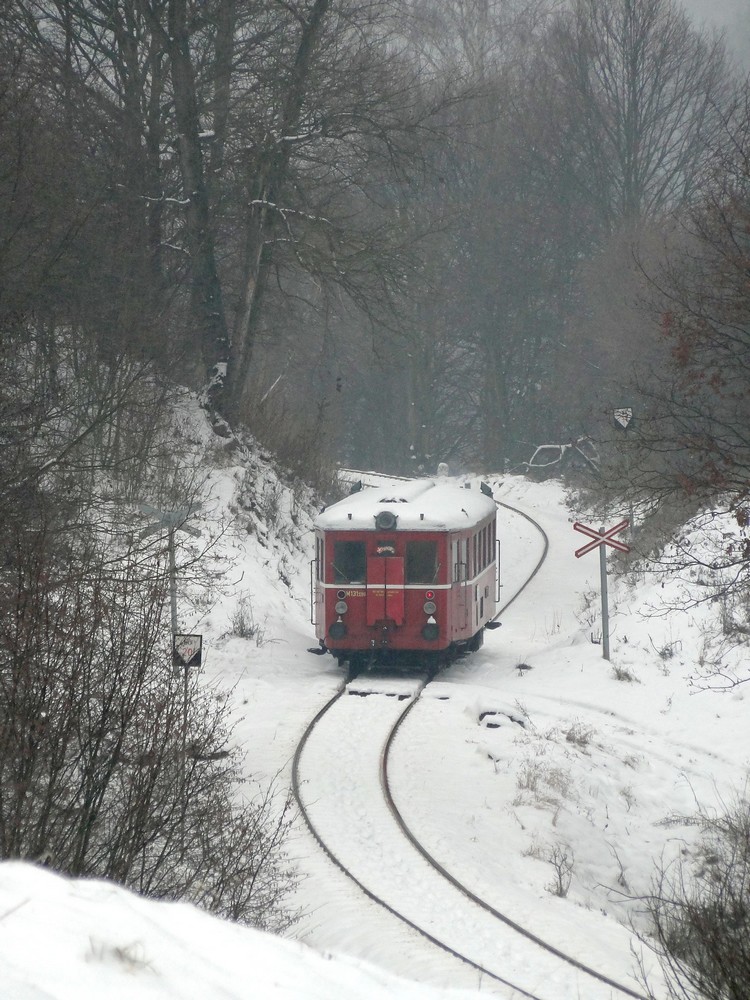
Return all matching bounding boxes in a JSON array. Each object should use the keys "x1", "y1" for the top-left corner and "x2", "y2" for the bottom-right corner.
[{"x1": 573, "y1": 519, "x2": 630, "y2": 558}]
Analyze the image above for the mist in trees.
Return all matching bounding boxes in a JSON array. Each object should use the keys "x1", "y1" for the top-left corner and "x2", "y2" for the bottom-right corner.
[{"x1": 3, "y1": 0, "x2": 743, "y2": 475}]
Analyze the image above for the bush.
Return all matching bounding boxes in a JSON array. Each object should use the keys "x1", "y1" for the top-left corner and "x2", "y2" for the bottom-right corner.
[
  {"x1": 641, "y1": 798, "x2": 750, "y2": 1000},
  {"x1": 0, "y1": 331, "x2": 300, "y2": 931}
]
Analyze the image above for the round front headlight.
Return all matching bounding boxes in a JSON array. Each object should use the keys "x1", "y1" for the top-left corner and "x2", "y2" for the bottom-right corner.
[
  {"x1": 423, "y1": 600, "x2": 436, "y2": 615},
  {"x1": 335, "y1": 600, "x2": 348, "y2": 615},
  {"x1": 374, "y1": 510, "x2": 397, "y2": 531}
]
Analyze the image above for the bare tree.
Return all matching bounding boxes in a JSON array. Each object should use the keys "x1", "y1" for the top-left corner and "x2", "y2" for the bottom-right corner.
[
  {"x1": 0, "y1": 321, "x2": 300, "y2": 930},
  {"x1": 629, "y1": 89, "x2": 750, "y2": 490},
  {"x1": 543, "y1": 0, "x2": 733, "y2": 229}
]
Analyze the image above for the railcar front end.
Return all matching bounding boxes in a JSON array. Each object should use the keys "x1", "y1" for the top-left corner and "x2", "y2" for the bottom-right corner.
[{"x1": 311, "y1": 479, "x2": 498, "y2": 671}]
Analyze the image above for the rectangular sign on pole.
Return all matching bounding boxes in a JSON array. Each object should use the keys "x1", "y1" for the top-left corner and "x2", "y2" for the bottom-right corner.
[{"x1": 173, "y1": 634, "x2": 202, "y2": 668}]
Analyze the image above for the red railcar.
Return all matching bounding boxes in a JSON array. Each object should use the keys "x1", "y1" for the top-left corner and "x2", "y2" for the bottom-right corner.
[{"x1": 311, "y1": 479, "x2": 498, "y2": 673}]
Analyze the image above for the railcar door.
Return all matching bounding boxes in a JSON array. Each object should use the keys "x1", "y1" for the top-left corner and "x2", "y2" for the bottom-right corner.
[
  {"x1": 366, "y1": 555, "x2": 405, "y2": 625},
  {"x1": 452, "y1": 536, "x2": 470, "y2": 632}
]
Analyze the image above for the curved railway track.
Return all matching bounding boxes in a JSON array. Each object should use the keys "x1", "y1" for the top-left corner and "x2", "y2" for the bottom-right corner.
[{"x1": 293, "y1": 487, "x2": 647, "y2": 999}]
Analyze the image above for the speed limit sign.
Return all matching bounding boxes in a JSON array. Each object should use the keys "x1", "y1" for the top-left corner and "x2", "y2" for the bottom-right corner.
[{"x1": 173, "y1": 633, "x2": 202, "y2": 668}]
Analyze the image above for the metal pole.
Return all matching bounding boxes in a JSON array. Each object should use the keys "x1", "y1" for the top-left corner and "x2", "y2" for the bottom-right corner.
[
  {"x1": 625, "y1": 429, "x2": 634, "y2": 539},
  {"x1": 168, "y1": 528, "x2": 178, "y2": 637},
  {"x1": 167, "y1": 526, "x2": 187, "y2": 847},
  {"x1": 181, "y1": 661, "x2": 188, "y2": 849},
  {"x1": 599, "y1": 527, "x2": 610, "y2": 661}
]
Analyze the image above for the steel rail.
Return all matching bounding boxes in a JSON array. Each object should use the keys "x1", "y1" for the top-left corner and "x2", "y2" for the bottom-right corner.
[
  {"x1": 291, "y1": 680, "x2": 544, "y2": 998},
  {"x1": 381, "y1": 500, "x2": 648, "y2": 1000},
  {"x1": 294, "y1": 486, "x2": 645, "y2": 997},
  {"x1": 491, "y1": 498, "x2": 549, "y2": 619}
]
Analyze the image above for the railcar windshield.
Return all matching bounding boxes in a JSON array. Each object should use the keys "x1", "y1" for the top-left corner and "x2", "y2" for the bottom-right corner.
[
  {"x1": 405, "y1": 540, "x2": 438, "y2": 584},
  {"x1": 332, "y1": 540, "x2": 366, "y2": 583}
]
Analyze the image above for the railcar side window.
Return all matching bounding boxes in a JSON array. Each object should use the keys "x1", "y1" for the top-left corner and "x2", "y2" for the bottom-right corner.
[
  {"x1": 333, "y1": 540, "x2": 366, "y2": 583},
  {"x1": 405, "y1": 540, "x2": 438, "y2": 584},
  {"x1": 316, "y1": 536, "x2": 324, "y2": 580}
]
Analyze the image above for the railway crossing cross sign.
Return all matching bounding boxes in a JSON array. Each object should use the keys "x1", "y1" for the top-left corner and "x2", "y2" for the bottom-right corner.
[
  {"x1": 573, "y1": 519, "x2": 630, "y2": 662},
  {"x1": 573, "y1": 519, "x2": 630, "y2": 559}
]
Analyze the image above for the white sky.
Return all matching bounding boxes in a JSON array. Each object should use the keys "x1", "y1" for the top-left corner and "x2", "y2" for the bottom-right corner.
[
  {"x1": 1, "y1": 393, "x2": 747, "y2": 1000},
  {"x1": 681, "y1": 0, "x2": 750, "y2": 62}
]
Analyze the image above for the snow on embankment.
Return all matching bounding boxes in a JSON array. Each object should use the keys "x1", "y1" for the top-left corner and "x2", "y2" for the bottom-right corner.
[{"x1": 0, "y1": 862, "x2": 481, "y2": 1000}]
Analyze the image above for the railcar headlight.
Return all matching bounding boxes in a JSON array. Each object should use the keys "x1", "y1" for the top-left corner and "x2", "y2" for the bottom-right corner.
[
  {"x1": 374, "y1": 510, "x2": 397, "y2": 531},
  {"x1": 329, "y1": 619, "x2": 347, "y2": 640},
  {"x1": 423, "y1": 600, "x2": 436, "y2": 615},
  {"x1": 335, "y1": 600, "x2": 348, "y2": 614}
]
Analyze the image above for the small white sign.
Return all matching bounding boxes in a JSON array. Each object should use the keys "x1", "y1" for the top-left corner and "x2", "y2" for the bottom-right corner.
[
  {"x1": 173, "y1": 634, "x2": 202, "y2": 667},
  {"x1": 613, "y1": 407, "x2": 634, "y2": 430}
]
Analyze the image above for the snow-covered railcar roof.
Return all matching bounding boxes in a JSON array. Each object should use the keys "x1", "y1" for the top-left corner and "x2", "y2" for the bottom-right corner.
[{"x1": 314, "y1": 480, "x2": 496, "y2": 532}]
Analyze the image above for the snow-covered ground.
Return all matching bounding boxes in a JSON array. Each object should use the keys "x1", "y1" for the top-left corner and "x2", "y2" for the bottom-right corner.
[{"x1": 2, "y1": 397, "x2": 748, "y2": 1000}]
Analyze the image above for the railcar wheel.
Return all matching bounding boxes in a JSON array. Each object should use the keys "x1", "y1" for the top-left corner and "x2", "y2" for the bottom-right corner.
[
  {"x1": 345, "y1": 655, "x2": 363, "y2": 681},
  {"x1": 425, "y1": 658, "x2": 439, "y2": 682}
]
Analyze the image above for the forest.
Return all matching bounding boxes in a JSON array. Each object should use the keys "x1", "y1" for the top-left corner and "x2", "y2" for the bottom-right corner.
[
  {"x1": 1, "y1": 0, "x2": 747, "y2": 479},
  {"x1": 1, "y1": 0, "x2": 750, "y2": 975}
]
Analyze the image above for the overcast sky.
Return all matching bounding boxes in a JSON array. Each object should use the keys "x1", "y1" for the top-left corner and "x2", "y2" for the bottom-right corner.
[{"x1": 681, "y1": 0, "x2": 750, "y2": 64}]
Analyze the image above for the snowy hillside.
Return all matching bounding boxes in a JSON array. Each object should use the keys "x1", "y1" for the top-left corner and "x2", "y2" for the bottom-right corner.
[{"x1": 1, "y1": 395, "x2": 748, "y2": 1000}]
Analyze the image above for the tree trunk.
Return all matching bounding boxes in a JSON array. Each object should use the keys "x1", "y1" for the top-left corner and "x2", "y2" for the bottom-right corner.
[
  {"x1": 142, "y1": 0, "x2": 231, "y2": 408},
  {"x1": 228, "y1": 0, "x2": 330, "y2": 422}
]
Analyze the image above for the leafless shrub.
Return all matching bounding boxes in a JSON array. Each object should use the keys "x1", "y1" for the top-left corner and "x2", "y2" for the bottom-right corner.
[
  {"x1": 639, "y1": 797, "x2": 750, "y2": 1000},
  {"x1": 0, "y1": 343, "x2": 300, "y2": 932},
  {"x1": 515, "y1": 760, "x2": 573, "y2": 805},
  {"x1": 565, "y1": 721, "x2": 595, "y2": 748},
  {"x1": 230, "y1": 593, "x2": 268, "y2": 646},
  {"x1": 545, "y1": 843, "x2": 574, "y2": 898},
  {"x1": 522, "y1": 837, "x2": 575, "y2": 897},
  {"x1": 612, "y1": 663, "x2": 639, "y2": 683},
  {"x1": 86, "y1": 939, "x2": 154, "y2": 973},
  {"x1": 241, "y1": 387, "x2": 338, "y2": 498}
]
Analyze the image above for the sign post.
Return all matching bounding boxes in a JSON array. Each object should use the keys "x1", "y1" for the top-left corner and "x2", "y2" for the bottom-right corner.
[
  {"x1": 573, "y1": 519, "x2": 630, "y2": 660},
  {"x1": 138, "y1": 504, "x2": 202, "y2": 637},
  {"x1": 613, "y1": 408, "x2": 635, "y2": 535},
  {"x1": 599, "y1": 535, "x2": 610, "y2": 661},
  {"x1": 138, "y1": 504, "x2": 203, "y2": 846}
]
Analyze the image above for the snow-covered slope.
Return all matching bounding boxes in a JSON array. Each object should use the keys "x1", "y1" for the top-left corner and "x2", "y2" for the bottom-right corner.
[{"x1": 1, "y1": 396, "x2": 748, "y2": 1000}]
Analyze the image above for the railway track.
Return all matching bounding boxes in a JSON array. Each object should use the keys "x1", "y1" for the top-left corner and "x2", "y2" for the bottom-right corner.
[
  {"x1": 381, "y1": 695, "x2": 647, "y2": 1000},
  {"x1": 293, "y1": 484, "x2": 648, "y2": 999}
]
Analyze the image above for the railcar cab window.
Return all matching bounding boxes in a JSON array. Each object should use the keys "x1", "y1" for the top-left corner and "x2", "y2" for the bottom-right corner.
[
  {"x1": 333, "y1": 540, "x2": 366, "y2": 583},
  {"x1": 405, "y1": 540, "x2": 438, "y2": 584}
]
